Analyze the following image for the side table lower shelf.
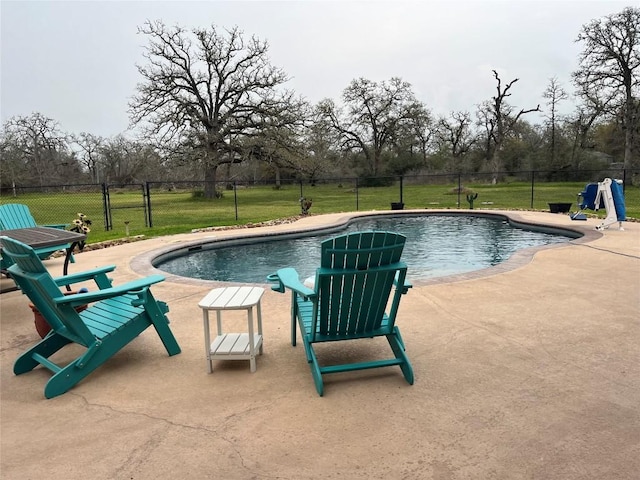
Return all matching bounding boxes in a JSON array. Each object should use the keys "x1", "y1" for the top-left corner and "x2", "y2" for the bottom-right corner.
[{"x1": 210, "y1": 333, "x2": 263, "y2": 359}]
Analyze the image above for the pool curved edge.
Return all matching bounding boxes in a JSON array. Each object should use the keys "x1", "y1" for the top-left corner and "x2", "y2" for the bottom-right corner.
[{"x1": 130, "y1": 209, "x2": 603, "y2": 288}]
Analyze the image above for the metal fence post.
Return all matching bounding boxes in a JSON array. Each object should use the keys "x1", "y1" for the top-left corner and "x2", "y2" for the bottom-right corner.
[
  {"x1": 355, "y1": 177, "x2": 359, "y2": 211},
  {"x1": 102, "y1": 183, "x2": 111, "y2": 231},
  {"x1": 457, "y1": 174, "x2": 462, "y2": 208},
  {"x1": 145, "y1": 182, "x2": 153, "y2": 227},
  {"x1": 234, "y1": 181, "x2": 238, "y2": 221},
  {"x1": 530, "y1": 171, "x2": 535, "y2": 209}
]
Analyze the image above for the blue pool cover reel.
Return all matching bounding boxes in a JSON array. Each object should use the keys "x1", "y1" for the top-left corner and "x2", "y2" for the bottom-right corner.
[{"x1": 577, "y1": 179, "x2": 626, "y2": 221}]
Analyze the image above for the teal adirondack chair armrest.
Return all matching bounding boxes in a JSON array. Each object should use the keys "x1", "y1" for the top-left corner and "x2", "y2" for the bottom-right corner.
[
  {"x1": 266, "y1": 273, "x2": 285, "y2": 293},
  {"x1": 52, "y1": 265, "x2": 117, "y2": 290},
  {"x1": 268, "y1": 268, "x2": 316, "y2": 299},
  {"x1": 53, "y1": 274, "x2": 166, "y2": 308},
  {"x1": 42, "y1": 223, "x2": 69, "y2": 230}
]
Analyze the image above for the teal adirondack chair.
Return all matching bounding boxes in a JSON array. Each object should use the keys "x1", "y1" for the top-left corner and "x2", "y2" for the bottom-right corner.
[
  {"x1": 0, "y1": 203, "x2": 71, "y2": 271},
  {"x1": 268, "y1": 231, "x2": 414, "y2": 396},
  {"x1": 0, "y1": 236, "x2": 181, "y2": 398}
]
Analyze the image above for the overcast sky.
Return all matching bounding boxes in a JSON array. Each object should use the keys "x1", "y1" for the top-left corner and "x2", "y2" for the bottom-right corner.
[{"x1": 0, "y1": 0, "x2": 633, "y2": 138}]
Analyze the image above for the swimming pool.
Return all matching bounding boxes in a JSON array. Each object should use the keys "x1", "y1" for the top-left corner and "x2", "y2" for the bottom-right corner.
[{"x1": 154, "y1": 214, "x2": 578, "y2": 284}]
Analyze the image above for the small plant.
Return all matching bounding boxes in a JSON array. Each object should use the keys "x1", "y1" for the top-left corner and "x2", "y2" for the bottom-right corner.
[
  {"x1": 466, "y1": 192, "x2": 478, "y2": 209},
  {"x1": 299, "y1": 197, "x2": 313, "y2": 215},
  {"x1": 69, "y1": 213, "x2": 91, "y2": 251}
]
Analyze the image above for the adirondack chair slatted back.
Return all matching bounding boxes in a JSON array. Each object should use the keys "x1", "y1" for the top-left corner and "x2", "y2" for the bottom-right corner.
[
  {"x1": 314, "y1": 231, "x2": 407, "y2": 339},
  {"x1": 0, "y1": 204, "x2": 38, "y2": 230},
  {"x1": 1, "y1": 237, "x2": 96, "y2": 345},
  {"x1": 320, "y1": 231, "x2": 405, "y2": 269}
]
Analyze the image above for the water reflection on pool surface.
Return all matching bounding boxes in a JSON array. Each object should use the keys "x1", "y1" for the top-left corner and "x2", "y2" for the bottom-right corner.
[{"x1": 155, "y1": 214, "x2": 575, "y2": 284}]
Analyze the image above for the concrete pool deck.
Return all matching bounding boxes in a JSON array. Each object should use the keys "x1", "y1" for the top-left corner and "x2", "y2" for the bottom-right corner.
[{"x1": 1, "y1": 210, "x2": 638, "y2": 479}]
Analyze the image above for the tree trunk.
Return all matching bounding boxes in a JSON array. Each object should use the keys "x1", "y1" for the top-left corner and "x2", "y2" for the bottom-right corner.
[
  {"x1": 490, "y1": 152, "x2": 502, "y2": 183},
  {"x1": 624, "y1": 91, "x2": 634, "y2": 170},
  {"x1": 204, "y1": 164, "x2": 218, "y2": 199},
  {"x1": 371, "y1": 149, "x2": 381, "y2": 176},
  {"x1": 624, "y1": 126, "x2": 633, "y2": 170},
  {"x1": 550, "y1": 109, "x2": 557, "y2": 167},
  {"x1": 274, "y1": 166, "x2": 281, "y2": 188}
]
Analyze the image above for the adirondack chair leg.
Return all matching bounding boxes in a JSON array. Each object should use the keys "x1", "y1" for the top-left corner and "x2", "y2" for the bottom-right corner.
[
  {"x1": 387, "y1": 328, "x2": 414, "y2": 385},
  {"x1": 307, "y1": 346, "x2": 324, "y2": 396},
  {"x1": 291, "y1": 292, "x2": 298, "y2": 347},
  {"x1": 151, "y1": 320, "x2": 181, "y2": 356},
  {"x1": 43, "y1": 315, "x2": 173, "y2": 398},
  {"x1": 299, "y1": 321, "x2": 315, "y2": 364},
  {"x1": 394, "y1": 326, "x2": 407, "y2": 350},
  {"x1": 14, "y1": 333, "x2": 72, "y2": 375},
  {"x1": 45, "y1": 367, "x2": 90, "y2": 398},
  {"x1": 43, "y1": 343, "x2": 128, "y2": 398},
  {"x1": 146, "y1": 299, "x2": 181, "y2": 356}
]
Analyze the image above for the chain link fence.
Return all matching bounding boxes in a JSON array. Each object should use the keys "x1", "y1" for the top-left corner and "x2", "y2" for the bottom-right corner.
[
  {"x1": 1, "y1": 168, "x2": 637, "y2": 241},
  {"x1": 1, "y1": 183, "x2": 107, "y2": 230}
]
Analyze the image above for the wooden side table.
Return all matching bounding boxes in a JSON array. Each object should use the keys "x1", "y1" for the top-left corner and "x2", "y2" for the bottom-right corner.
[{"x1": 198, "y1": 286, "x2": 264, "y2": 373}]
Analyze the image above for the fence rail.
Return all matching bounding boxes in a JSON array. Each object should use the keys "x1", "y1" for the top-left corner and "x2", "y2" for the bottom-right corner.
[{"x1": 1, "y1": 169, "x2": 637, "y2": 242}]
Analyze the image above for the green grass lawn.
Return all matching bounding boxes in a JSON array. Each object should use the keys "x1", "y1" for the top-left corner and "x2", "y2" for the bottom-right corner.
[{"x1": 2, "y1": 181, "x2": 637, "y2": 244}]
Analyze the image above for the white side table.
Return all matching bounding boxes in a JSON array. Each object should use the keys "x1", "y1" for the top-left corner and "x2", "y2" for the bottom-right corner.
[{"x1": 198, "y1": 286, "x2": 264, "y2": 373}]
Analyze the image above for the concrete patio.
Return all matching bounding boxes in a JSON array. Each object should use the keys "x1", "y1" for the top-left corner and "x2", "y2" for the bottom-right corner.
[{"x1": 1, "y1": 210, "x2": 638, "y2": 479}]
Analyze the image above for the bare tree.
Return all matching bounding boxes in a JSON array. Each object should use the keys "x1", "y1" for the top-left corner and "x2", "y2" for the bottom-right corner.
[
  {"x1": 573, "y1": 6, "x2": 640, "y2": 169},
  {"x1": 0, "y1": 130, "x2": 26, "y2": 191},
  {"x1": 566, "y1": 80, "x2": 618, "y2": 167},
  {"x1": 436, "y1": 111, "x2": 477, "y2": 172},
  {"x1": 542, "y1": 77, "x2": 568, "y2": 167},
  {"x1": 1, "y1": 113, "x2": 74, "y2": 187},
  {"x1": 99, "y1": 135, "x2": 163, "y2": 184},
  {"x1": 396, "y1": 102, "x2": 434, "y2": 167},
  {"x1": 245, "y1": 126, "x2": 302, "y2": 188},
  {"x1": 300, "y1": 110, "x2": 341, "y2": 182},
  {"x1": 319, "y1": 77, "x2": 425, "y2": 178},
  {"x1": 72, "y1": 132, "x2": 105, "y2": 183},
  {"x1": 477, "y1": 71, "x2": 540, "y2": 178},
  {"x1": 240, "y1": 98, "x2": 318, "y2": 187},
  {"x1": 129, "y1": 21, "x2": 300, "y2": 198}
]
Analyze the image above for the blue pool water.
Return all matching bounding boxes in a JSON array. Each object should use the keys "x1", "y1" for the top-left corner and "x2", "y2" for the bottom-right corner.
[{"x1": 155, "y1": 214, "x2": 576, "y2": 283}]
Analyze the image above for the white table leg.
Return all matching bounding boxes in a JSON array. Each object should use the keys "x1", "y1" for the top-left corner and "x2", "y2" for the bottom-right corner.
[
  {"x1": 203, "y1": 309, "x2": 213, "y2": 373},
  {"x1": 248, "y1": 306, "x2": 256, "y2": 373},
  {"x1": 216, "y1": 310, "x2": 223, "y2": 335},
  {"x1": 257, "y1": 300, "x2": 264, "y2": 355}
]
